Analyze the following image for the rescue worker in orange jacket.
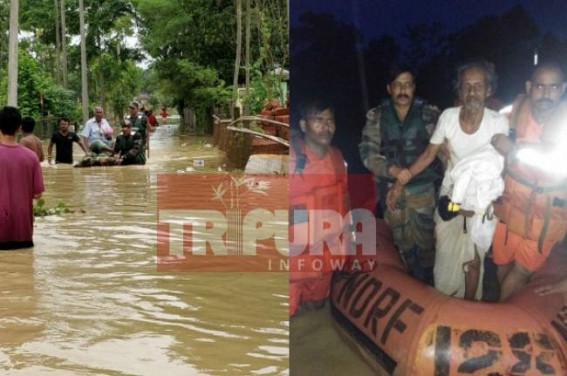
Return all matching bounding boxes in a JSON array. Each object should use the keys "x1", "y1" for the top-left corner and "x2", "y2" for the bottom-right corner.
[
  {"x1": 491, "y1": 62, "x2": 567, "y2": 301},
  {"x1": 289, "y1": 100, "x2": 350, "y2": 316}
]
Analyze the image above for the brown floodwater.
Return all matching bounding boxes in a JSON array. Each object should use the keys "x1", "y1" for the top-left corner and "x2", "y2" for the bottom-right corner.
[
  {"x1": 290, "y1": 305, "x2": 376, "y2": 376},
  {"x1": 1, "y1": 123, "x2": 288, "y2": 375}
]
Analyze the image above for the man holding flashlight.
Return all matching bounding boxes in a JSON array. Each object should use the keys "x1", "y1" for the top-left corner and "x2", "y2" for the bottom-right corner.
[{"x1": 491, "y1": 62, "x2": 567, "y2": 301}]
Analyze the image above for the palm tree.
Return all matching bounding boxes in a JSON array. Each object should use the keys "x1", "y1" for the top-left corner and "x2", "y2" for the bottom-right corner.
[
  {"x1": 244, "y1": 0, "x2": 251, "y2": 116},
  {"x1": 7, "y1": 0, "x2": 19, "y2": 106},
  {"x1": 232, "y1": 0, "x2": 242, "y2": 118},
  {"x1": 60, "y1": 0, "x2": 68, "y2": 88},
  {"x1": 54, "y1": 0, "x2": 61, "y2": 84},
  {"x1": 79, "y1": 0, "x2": 88, "y2": 123}
]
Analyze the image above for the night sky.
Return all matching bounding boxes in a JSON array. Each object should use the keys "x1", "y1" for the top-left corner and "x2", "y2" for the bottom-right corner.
[{"x1": 291, "y1": 0, "x2": 567, "y2": 43}]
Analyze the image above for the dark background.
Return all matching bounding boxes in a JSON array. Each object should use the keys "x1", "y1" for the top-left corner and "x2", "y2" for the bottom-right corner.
[{"x1": 290, "y1": 0, "x2": 567, "y2": 174}]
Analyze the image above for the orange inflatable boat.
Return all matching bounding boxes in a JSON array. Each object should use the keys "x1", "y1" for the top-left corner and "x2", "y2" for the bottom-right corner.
[{"x1": 330, "y1": 220, "x2": 567, "y2": 375}]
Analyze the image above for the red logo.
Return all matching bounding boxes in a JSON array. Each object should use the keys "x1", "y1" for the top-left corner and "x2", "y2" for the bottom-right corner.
[{"x1": 157, "y1": 173, "x2": 377, "y2": 272}]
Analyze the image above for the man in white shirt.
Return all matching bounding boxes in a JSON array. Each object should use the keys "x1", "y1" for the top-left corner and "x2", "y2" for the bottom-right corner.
[
  {"x1": 81, "y1": 106, "x2": 114, "y2": 154},
  {"x1": 388, "y1": 60, "x2": 509, "y2": 300}
]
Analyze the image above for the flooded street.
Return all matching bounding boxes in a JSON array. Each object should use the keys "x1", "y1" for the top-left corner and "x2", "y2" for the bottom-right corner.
[{"x1": 0, "y1": 123, "x2": 288, "y2": 375}]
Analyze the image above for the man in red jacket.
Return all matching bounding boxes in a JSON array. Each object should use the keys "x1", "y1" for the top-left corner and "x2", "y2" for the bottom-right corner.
[{"x1": 289, "y1": 100, "x2": 351, "y2": 316}]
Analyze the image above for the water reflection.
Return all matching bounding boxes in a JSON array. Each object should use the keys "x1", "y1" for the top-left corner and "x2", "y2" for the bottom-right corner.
[
  {"x1": 0, "y1": 250, "x2": 43, "y2": 348},
  {"x1": 0, "y1": 124, "x2": 288, "y2": 375}
]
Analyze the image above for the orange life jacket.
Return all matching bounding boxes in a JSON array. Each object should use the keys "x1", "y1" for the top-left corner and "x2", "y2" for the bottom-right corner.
[
  {"x1": 495, "y1": 97, "x2": 567, "y2": 250},
  {"x1": 509, "y1": 94, "x2": 543, "y2": 144},
  {"x1": 289, "y1": 138, "x2": 351, "y2": 278}
]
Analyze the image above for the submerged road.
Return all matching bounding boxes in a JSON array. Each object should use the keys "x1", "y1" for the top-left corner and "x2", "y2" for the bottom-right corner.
[{"x1": 0, "y1": 123, "x2": 289, "y2": 375}]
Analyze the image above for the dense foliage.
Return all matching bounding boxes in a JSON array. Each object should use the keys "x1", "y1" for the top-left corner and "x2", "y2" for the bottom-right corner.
[
  {"x1": 0, "y1": 0, "x2": 288, "y2": 134},
  {"x1": 135, "y1": 0, "x2": 289, "y2": 132},
  {"x1": 0, "y1": 50, "x2": 75, "y2": 121}
]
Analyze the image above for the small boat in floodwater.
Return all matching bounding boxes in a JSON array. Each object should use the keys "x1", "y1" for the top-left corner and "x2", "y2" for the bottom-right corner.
[{"x1": 331, "y1": 220, "x2": 567, "y2": 375}]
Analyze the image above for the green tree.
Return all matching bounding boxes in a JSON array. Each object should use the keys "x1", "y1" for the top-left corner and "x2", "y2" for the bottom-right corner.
[
  {"x1": 94, "y1": 56, "x2": 142, "y2": 123},
  {"x1": 19, "y1": 0, "x2": 143, "y2": 123},
  {"x1": 0, "y1": 50, "x2": 75, "y2": 121},
  {"x1": 136, "y1": 0, "x2": 288, "y2": 131},
  {"x1": 239, "y1": 0, "x2": 289, "y2": 114},
  {"x1": 0, "y1": 2, "x2": 9, "y2": 68}
]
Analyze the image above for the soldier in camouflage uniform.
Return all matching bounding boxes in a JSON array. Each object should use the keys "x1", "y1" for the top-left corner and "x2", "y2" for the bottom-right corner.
[
  {"x1": 359, "y1": 65, "x2": 443, "y2": 284},
  {"x1": 127, "y1": 102, "x2": 150, "y2": 148},
  {"x1": 114, "y1": 122, "x2": 146, "y2": 165}
]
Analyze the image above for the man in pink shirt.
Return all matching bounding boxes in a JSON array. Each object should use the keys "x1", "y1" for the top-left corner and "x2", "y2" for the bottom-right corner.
[{"x1": 0, "y1": 106, "x2": 45, "y2": 249}]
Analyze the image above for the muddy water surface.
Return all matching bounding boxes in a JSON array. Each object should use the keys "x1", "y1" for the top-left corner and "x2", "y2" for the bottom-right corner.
[
  {"x1": 290, "y1": 306, "x2": 377, "y2": 375},
  {"x1": 0, "y1": 124, "x2": 288, "y2": 375}
]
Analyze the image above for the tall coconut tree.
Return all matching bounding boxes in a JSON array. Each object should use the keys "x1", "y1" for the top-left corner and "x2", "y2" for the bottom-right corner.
[
  {"x1": 232, "y1": 0, "x2": 242, "y2": 118},
  {"x1": 54, "y1": 0, "x2": 61, "y2": 84},
  {"x1": 79, "y1": 0, "x2": 88, "y2": 123},
  {"x1": 7, "y1": 0, "x2": 19, "y2": 106},
  {"x1": 60, "y1": 0, "x2": 68, "y2": 88},
  {"x1": 244, "y1": 0, "x2": 250, "y2": 116}
]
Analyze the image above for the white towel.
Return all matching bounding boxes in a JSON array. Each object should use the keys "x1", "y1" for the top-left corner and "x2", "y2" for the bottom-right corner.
[{"x1": 448, "y1": 145, "x2": 505, "y2": 249}]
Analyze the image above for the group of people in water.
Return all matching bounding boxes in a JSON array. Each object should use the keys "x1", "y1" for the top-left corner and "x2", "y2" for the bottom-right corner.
[
  {"x1": 290, "y1": 60, "x2": 567, "y2": 316},
  {"x1": 0, "y1": 101, "x2": 165, "y2": 250},
  {"x1": 47, "y1": 102, "x2": 154, "y2": 166}
]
